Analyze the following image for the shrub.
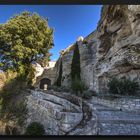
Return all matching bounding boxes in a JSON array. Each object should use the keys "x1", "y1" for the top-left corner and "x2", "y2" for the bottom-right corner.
[
  {"x1": 1, "y1": 76, "x2": 27, "y2": 109},
  {"x1": 71, "y1": 76, "x2": 87, "y2": 96},
  {"x1": 55, "y1": 59, "x2": 62, "y2": 87},
  {"x1": 82, "y1": 90, "x2": 96, "y2": 99},
  {"x1": 0, "y1": 72, "x2": 28, "y2": 125},
  {"x1": 71, "y1": 43, "x2": 81, "y2": 81},
  {"x1": 108, "y1": 77, "x2": 139, "y2": 95},
  {"x1": 25, "y1": 122, "x2": 45, "y2": 135},
  {"x1": 7, "y1": 101, "x2": 27, "y2": 125}
]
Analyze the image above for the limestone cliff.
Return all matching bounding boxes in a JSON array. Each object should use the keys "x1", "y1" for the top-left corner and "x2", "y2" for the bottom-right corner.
[{"x1": 48, "y1": 5, "x2": 140, "y2": 93}]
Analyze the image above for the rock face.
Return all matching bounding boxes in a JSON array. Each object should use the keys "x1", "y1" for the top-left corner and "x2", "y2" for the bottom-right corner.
[
  {"x1": 93, "y1": 5, "x2": 140, "y2": 93},
  {"x1": 46, "y1": 5, "x2": 140, "y2": 93}
]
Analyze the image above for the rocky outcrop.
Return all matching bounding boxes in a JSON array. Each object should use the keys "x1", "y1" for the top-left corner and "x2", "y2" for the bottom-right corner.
[
  {"x1": 47, "y1": 5, "x2": 140, "y2": 93},
  {"x1": 93, "y1": 5, "x2": 140, "y2": 93}
]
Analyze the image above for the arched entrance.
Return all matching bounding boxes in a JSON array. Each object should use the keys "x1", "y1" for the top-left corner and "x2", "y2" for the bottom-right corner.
[{"x1": 40, "y1": 78, "x2": 51, "y2": 90}]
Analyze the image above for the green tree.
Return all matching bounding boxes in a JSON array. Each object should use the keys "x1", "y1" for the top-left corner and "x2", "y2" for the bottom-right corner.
[
  {"x1": 55, "y1": 58, "x2": 63, "y2": 86},
  {"x1": 0, "y1": 11, "x2": 54, "y2": 77},
  {"x1": 71, "y1": 43, "x2": 84, "y2": 94},
  {"x1": 71, "y1": 43, "x2": 81, "y2": 81}
]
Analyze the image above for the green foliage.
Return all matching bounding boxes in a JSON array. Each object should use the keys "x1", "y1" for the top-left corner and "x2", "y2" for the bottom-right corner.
[
  {"x1": 25, "y1": 122, "x2": 45, "y2": 135},
  {"x1": 82, "y1": 90, "x2": 96, "y2": 99},
  {"x1": 71, "y1": 42, "x2": 83, "y2": 96},
  {"x1": 71, "y1": 43, "x2": 81, "y2": 81},
  {"x1": 71, "y1": 76, "x2": 87, "y2": 95},
  {"x1": 0, "y1": 11, "x2": 54, "y2": 74},
  {"x1": 55, "y1": 59, "x2": 62, "y2": 87},
  {"x1": 4, "y1": 101, "x2": 28, "y2": 125},
  {"x1": 0, "y1": 72, "x2": 28, "y2": 123},
  {"x1": 37, "y1": 54, "x2": 51, "y2": 67},
  {"x1": 108, "y1": 77, "x2": 139, "y2": 95},
  {"x1": 1, "y1": 76, "x2": 27, "y2": 106}
]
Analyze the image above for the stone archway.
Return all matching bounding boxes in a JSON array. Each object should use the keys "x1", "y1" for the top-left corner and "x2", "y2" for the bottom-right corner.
[{"x1": 40, "y1": 78, "x2": 51, "y2": 90}]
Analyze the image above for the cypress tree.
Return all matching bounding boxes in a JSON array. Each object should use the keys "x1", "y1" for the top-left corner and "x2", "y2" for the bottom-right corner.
[
  {"x1": 71, "y1": 43, "x2": 81, "y2": 81},
  {"x1": 56, "y1": 59, "x2": 62, "y2": 86}
]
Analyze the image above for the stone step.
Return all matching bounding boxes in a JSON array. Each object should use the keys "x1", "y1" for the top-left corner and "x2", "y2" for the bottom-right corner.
[
  {"x1": 91, "y1": 103, "x2": 120, "y2": 111},
  {"x1": 97, "y1": 110, "x2": 140, "y2": 121},
  {"x1": 99, "y1": 119, "x2": 140, "y2": 124},
  {"x1": 98, "y1": 122, "x2": 140, "y2": 135}
]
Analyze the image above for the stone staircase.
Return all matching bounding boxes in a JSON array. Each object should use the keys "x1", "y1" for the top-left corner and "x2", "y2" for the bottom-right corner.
[
  {"x1": 26, "y1": 89, "x2": 140, "y2": 135},
  {"x1": 90, "y1": 103, "x2": 140, "y2": 135}
]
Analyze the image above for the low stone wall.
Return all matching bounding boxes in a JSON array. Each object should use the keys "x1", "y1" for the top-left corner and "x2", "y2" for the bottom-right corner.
[{"x1": 91, "y1": 96, "x2": 140, "y2": 112}]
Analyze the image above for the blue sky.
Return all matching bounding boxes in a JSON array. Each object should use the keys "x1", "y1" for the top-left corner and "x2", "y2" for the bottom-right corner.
[{"x1": 0, "y1": 5, "x2": 102, "y2": 61}]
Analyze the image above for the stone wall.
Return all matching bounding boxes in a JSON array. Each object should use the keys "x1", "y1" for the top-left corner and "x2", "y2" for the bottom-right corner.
[{"x1": 91, "y1": 96, "x2": 140, "y2": 112}]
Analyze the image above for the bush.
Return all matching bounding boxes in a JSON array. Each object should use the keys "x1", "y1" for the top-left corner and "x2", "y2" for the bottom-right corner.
[
  {"x1": 0, "y1": 72, "x2": 28, "y2": 126},
  {"x1": 71, "y1": 76, "x2": 87, "y2": 96},
  {"x1": 71, "y1": 43, "x2": 81, "y2": 81},
  {"x1": 25, "y1": 122, "x2": 45, "y2": 135},
  {"x1": 82, "y1": 90, "x2": 96, "y2": 99},
  {"x1": 1, "y1": 76, "x2": 27, "y2": 109},
  {"x1": 108, "y1": 77, "x2": 139, "y2": 95},
  {"x1": 7, "y1": 101, "x2": 27, "y2": 125},
  {"x1": 55, "y1": 59, "x2": 62, "y2": 87}
]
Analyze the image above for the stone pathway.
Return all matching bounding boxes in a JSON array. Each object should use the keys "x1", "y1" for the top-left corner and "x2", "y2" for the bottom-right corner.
[
  {"x1": 64, "y1": 97, "x2": 140, "y2": 135},
  {"x1": 90, "y1": 102, "x2": 140, "y2": 135}
]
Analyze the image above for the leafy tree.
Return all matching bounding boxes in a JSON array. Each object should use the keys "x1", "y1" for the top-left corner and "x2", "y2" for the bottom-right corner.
[{"x1": 0, "y1": 11, "x2": 54, "y2": 77}]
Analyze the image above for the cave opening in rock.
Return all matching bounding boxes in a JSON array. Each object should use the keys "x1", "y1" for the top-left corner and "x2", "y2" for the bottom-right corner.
[{"x1": 40, "y1": 78, "x2": 51, "y2": 90}]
